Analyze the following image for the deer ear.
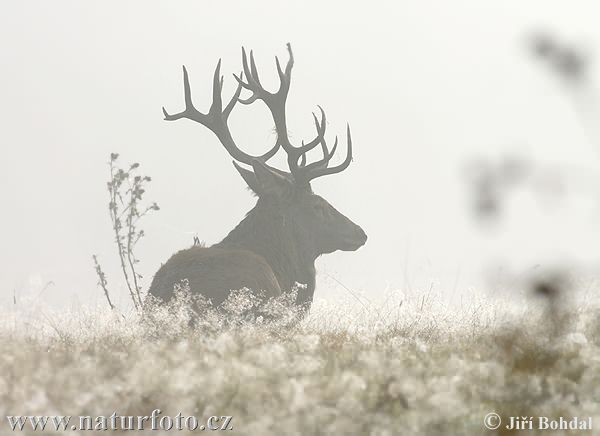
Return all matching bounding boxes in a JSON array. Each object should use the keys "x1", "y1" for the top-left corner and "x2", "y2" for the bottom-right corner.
[
  {"x1": 233, "y1": 161, "x2": 261, "y2": 194},
  {"x1": 251, "y1": 160, "x2": 293, "y2": 198}
]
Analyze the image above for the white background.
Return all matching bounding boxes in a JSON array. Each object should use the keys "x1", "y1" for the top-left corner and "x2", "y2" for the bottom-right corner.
[{"x1": 2, "y1": 1, "x2": 599, "y2": 308}]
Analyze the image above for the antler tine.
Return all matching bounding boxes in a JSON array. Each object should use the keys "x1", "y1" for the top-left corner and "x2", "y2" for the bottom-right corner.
[
  {"x1": 298, "y1": 106, "x2": 327, "y2": 154},
  {"x1": 302, "y1": 134, "x2": 338, "y2": 174},
  {"x1": 328, "y1": 136, "x2": 339, "y2": 160},
  {"x1": 283, "y1": 103, "x2": 329, "y2": 169},
  {"x1": 299, "y1": 152, "x2": 307, "y2": 167},
  {"x1": 277, "y1": 105, "x2": 328, "y2": 183},
  {"x1": 162, "y1": 65, "x2": 207, "y2": 123},
  {"x1": 283, "y1": 106, "x2": 329, "y2": 181},
  {"x1": 249, "y1": 50, "x2": 262, "y2": 88},
  {"x1": 241, "y1": 48, "x2": 259, "y2": 90},
  {"x1": 306, "y1": 124, "x2": 353, "y2": 181},
  {"x1": 277, "y1": 43, "x2": 294, "y2": 90},
  {"x1": 163, "y1": 60, "x2": 225, "y2": 124},
  {"x1": 211, "y1": 60, "x2": 224, "y2": 112},
  {"x1": 223, "y1": 72, "x2": 243, "y2": 119}
]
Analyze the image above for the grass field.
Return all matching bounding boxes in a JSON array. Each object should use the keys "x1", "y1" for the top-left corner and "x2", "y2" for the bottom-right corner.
[{"x1": 1, "y1": 286, "x2": 600, "y2": 435}]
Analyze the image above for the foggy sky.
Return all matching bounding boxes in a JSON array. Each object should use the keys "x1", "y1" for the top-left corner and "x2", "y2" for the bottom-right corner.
[{"x1": 2, "y1": 1, "x2": 600, "y2": 308}]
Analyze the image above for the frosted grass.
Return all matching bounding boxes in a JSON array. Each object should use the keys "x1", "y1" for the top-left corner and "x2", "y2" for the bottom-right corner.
[{"x1": 1, "y1": 284, "x2": 600, "y2": 435}]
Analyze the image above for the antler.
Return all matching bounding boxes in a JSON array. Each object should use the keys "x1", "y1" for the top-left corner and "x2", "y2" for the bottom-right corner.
[
  {"x1": 163, "y1": 44, "x2": 353, "y2": 186},
  {"x1": 162, "y1": 60, "x2": 279, "y2": 165},
  {"x1": 233, "y1": 43, "x2": 352, "y2": 185},
  {"x1": 303, "y1": 124, "x2": 353, "y2": 180}
]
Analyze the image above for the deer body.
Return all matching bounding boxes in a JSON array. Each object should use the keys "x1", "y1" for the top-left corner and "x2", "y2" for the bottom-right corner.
[
  {"x1": 148, "y1": 247, "x2": 282, "y2": 306},
  {"x1": 148, "y1": 44, "x2": 366, "y2": 310}
]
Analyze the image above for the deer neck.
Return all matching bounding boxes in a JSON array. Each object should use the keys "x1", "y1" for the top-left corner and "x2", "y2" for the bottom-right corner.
[{"x1": 214, "y1": 205, "x2": 316, "y2": 306}]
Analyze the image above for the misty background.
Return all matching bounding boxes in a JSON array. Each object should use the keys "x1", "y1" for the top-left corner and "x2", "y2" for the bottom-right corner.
[{"x1": 2, "y1": 1, "x2": 600, "y2": 309}]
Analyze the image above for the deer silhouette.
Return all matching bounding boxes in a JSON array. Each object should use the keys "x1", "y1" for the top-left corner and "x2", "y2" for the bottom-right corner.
[{"x1": 148, "y1": 44, "x2": 367, "y2": 310}]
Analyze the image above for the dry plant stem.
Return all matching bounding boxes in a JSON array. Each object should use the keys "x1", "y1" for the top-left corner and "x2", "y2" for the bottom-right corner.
[
  {"x1": 108, "y1": 159, "x2": 139, "y2": 310},
  {"x1": 125, "y1": 188, "x2": 156, "y2": 308},
  {"x1": 101, "y1": 155, "x2": 159, "y2": 311},
  {"x1": 125, "y1": 182, "x2": 142, "y2": 308},
  {"x1": 92, "y1": 255, "x2": 114, "y2": 310}
]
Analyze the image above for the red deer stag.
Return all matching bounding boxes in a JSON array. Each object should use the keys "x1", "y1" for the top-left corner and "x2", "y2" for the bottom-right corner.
[{"x1": 149, "y1": 44, "x2": 367, "y2": 310}]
